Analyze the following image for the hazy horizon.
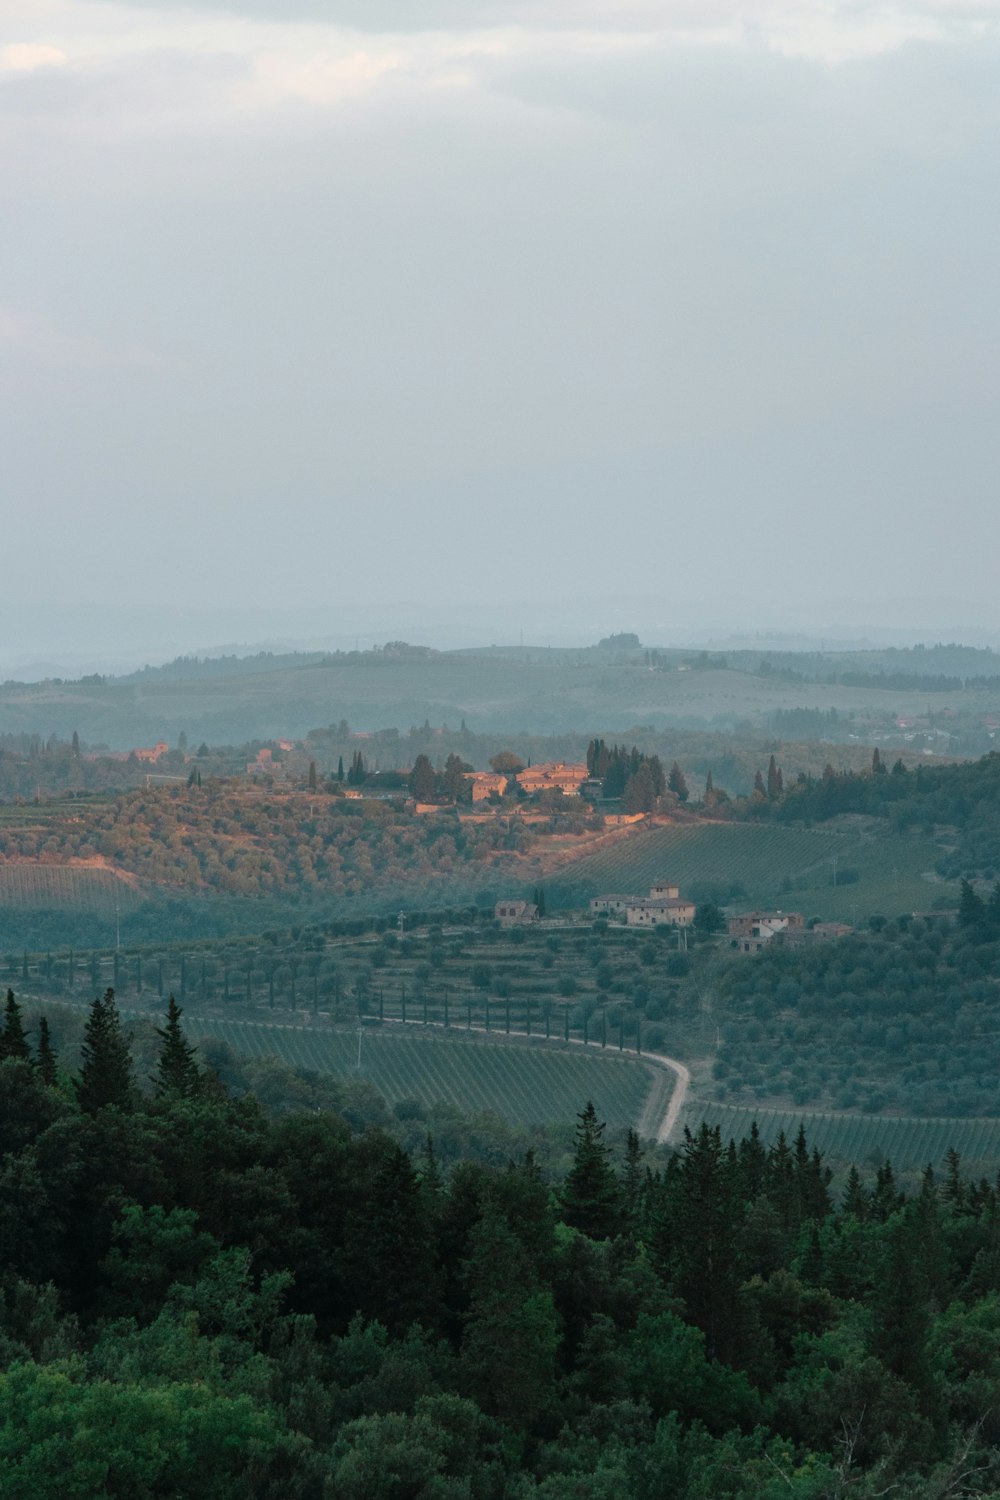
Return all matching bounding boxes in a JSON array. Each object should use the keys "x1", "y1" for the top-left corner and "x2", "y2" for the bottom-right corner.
[
  {"x1": 4, "y1": 0, "x2": 998, "y2": 642},
  {"x1": 4, "y1": 600, "x2": 1000, "y2": 683}
]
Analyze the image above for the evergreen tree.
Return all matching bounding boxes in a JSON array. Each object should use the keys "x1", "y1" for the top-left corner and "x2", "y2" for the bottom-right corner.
[
  {"x1": 623, "y1": 762, "x2": 656, "y2": 813},
  {"x1": 560, "y1": 1102, "x2": 622, "y2": 1241},
  {"x1": 694, "y1": 902, "x2": 725, "y2": 934},
  {"x1": 308, "y1": 760, "x2": 317, "y2": 791},
  {"x1": 667, "y1": 761, "x2": 689, "y2": 802},
  {"x1": 460, "y1": 1200, "x2": 559, "y2": 1428},
  {"x1": 621, "y1": 1127, "x2": 644, "y2": 1229},
  {"x1": 753, "y1": 770, "x2": 766, "y2": 798},
  {"x1": 767, "y1": 754, "x2": 781, "y2": 801},
  {"x1": 409, "y1": 754, "x2": 436, "y2": 803},
  {"x1": 35, "y1": 1016, "x2": 58, "y2": 1086},
  {"x1": 442, "y1": 753, "x2": 468, "y2": 803},
  {"x1": 76, "y1": 989, "x2": 134, "y2": 1114},
  {"x1": 872, "y1": 746, "x2": 887, "y2": 775},
  {"x1": 154, "y1": 995, "x2": 200, "y2": 1098},
  {"x1": 673, "y1": 1124, "x2": 743, "y2": 1361},
  {"x1": 958, "y1": 878, "x2": 985, "y2": 929},
  {"x1": 704, "y1": 769, "x2": 714, "y2": 798},
  {"x1": 337, "y1": 755, "x2": 345, "y2": 783},
  {"x1": 0, "y1": 989, "x2": 30, "y2": 1062}
]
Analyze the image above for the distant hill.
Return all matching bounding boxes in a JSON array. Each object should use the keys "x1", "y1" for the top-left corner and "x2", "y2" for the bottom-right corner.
[{"x1": 3, "y1": 641, "x2": 1000, "y2": 746}]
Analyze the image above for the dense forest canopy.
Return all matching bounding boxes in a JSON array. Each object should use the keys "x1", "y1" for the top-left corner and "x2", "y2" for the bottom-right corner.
[{"x1": 4, "y1": 987, "x2": 1000, "y2": 1497}]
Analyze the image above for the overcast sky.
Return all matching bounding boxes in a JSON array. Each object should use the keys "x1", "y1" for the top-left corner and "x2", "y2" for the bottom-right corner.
[{"x1": 3, "y1": 0, "x2": 999, "y2": 655}]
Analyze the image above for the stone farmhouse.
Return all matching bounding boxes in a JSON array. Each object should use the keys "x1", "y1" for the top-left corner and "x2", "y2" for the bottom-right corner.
[
  {"x1": 727, "y1": 911, "x2": 854, "y2": 953},
  {"x1": 727, "y1": 911, "x2": 805, "y2": 953},
  {"x1": 517, "y1": 761, "x2": 588, "y2": 796},
  {"x1": 466, "y1": 772, "x2": 509, "y2": 802},
  {"x1": 590, "y1": 883, "x2": 695, "y2": 928},
  {"x1": 495, "y1": 899, "x2": 539, "y2": 927}
]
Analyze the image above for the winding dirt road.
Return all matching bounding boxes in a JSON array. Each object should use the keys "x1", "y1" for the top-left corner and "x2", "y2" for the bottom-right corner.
[{"x1": 637, "y1": 1049, "x2": 691, "y2": 1144}]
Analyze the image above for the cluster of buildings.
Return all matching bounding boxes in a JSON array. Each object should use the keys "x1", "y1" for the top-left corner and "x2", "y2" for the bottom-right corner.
[
  {"x1": 88, "y1": 740, "x2": 171, "y2": 765},
  {"x1": 589, "y1": 882, "x2": 696, "y2": 929},
  {"x1": 727, "y1": 911, "x2": 853, "y2": 953},
  {"x1": 467, "y1": 761, "x2": 588, "y2": 803},
  {"x1": 494, "y1": 889, "x2": 855, "y2": 947}
]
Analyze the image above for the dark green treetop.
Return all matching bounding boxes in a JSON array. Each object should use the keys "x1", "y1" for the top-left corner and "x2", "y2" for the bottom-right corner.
[
  {"x1": 560, "y1": 1101, "x2": 622, "y2": 1242},
  {"x1": 76, "y1": 988, "x2": 134, "y2": 1114},
  {"x1": 154, "y1": 995, "x2": 201, "y2": 1099},
  {"x1": 0, "y1": 989, "x2": 30, "y2": 1063}
]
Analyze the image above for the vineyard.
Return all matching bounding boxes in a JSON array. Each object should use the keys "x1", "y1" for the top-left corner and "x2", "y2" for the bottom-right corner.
[
  {"x1": 550, "y1": 820, "x2": 945, "y2": 920},
  {"x1": 183, "y1": 1017, "x2": 659, "y2": 1131},
  {"x1": 682, "y1": 1099, "x2": 1000, "y2": 1172},
  {"x1": 0, "y1": 862, "x2": 140, "y2": 914}
]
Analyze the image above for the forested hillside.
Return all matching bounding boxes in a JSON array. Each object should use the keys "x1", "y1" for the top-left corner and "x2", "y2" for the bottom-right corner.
[
  {"x1": 772, "y1": 751, "x2": 1000, "y2": 881},
  {"x1": 4, "y1": 989, "x2": 1000, "y2": 1497}
]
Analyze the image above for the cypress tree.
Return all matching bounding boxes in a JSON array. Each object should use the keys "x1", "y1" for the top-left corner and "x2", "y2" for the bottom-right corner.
[
  {"x1": 667, "y1": 761, "x2": 689, "y2": 802},
  {"x1": 76, "y1": 988, "x2": 134, "y2": 1113},
  {"x1": 154, "y1": 995, "x2": 200, "y2": 1098},
  {"x1": 0, "y1": 989, "x2": 30, "y2": 1062},
  {"x1": 36, "y1": 1016, "x2": 58, "y2": 1086}
]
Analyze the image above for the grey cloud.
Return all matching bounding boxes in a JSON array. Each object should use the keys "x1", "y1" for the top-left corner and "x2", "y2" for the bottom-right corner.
[
  {"x1": 2, "y1": 14, "x2": 998, "y2": 627},
  {"x1": 95, "y1": 0, "x2": 681, "y2": 31}
]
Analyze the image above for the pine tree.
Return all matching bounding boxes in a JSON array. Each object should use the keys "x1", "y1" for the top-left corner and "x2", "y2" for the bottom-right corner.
[
  {"x1": 35, "y1": 1016, "x2": 58, "y2": 1086},
  {"x1": 621, "y1": 1127, "x2": 644, "y2": 1229},
  {"x1": 154, "y1": 995, "x2": 200, "y2": 1098},
  {"x1": 76, "y1": 989, "x2": 134, "y2": 1114},
  {"x1": 560, "y1": 1102, "x2": 622, "y2": 1240},
  {"x1": 842, "y1": 1165, "x2": 868, "y2": 1219},
  {"x1": 958, "y1": 878, "x2": 985, "y2": 929},
  {"x1": 337, "y1": 755, "x2": 345, "y2": 783},
  {"x1": 0, "y1": 989, "x2": 30, "y2": 1062}
]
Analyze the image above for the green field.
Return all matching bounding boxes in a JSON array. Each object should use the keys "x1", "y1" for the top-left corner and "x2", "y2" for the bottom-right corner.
[
  {"x1": 0, "y1": 862, "x2": 142, "y2": 914},
  {"x1": 184, "y1": 1017, "x2": 658, "y2": 1131},
  {"x1": 551, "y1": 820, "x2": 947, "y2": 920},
  {"x1": 682, "y1": 1098, "x2": 1000, "y2": 1172}
]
